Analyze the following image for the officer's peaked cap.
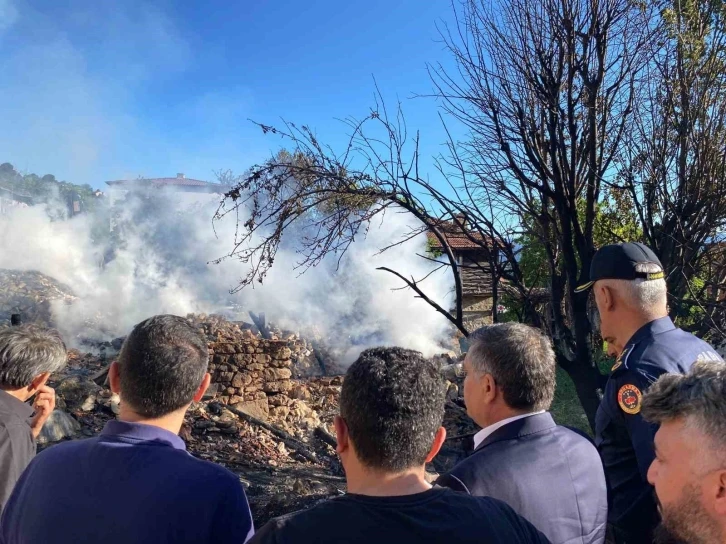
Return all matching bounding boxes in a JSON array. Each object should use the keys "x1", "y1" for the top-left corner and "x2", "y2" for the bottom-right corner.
[{"x1": 575, "y1": 242, "x2": 664, "y2": 292}]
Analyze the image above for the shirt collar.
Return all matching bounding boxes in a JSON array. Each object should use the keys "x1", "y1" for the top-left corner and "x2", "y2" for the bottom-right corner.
[
  {"x1": 626, "y1": 316, "x2": 676, "y2": 347},
  {"x1": 473, "y1": 410, "x2": 546, "y2": 450},
  {"x1": 0, "y1": 389, "x2": 34, "y2": 420},
  {"x1": 100, "y1": 420, "x2": 187, "y2": 451}
]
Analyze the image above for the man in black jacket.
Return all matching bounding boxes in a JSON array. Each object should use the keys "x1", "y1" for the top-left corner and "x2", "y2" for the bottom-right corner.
[
  {"x1": 0, "y1": 325, "x2": 65, "y2": 517},
  {"x1": 437, "y1": 323, "x2": 607, "y2": 544},
  {"x1": 251, "y1": 347, "x2": 550, "y2": 544},
  {"x1": 576, "y1": 242, "x2": 723, "y2": 543}
]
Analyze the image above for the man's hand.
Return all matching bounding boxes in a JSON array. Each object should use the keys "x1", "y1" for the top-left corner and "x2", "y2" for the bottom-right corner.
[{"x1": 29, "y1": 385, "x2": 56, "y2": 439}]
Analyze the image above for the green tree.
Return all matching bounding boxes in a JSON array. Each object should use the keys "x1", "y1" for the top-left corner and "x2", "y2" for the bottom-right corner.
[
  {"x1": 0, "y1": 162, "x2": 101, "y2": 214},
  {"x1": 622, "y1": 0, "x2": 726, "y2": 335}
]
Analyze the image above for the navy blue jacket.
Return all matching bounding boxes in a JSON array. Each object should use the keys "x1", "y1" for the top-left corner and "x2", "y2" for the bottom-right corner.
[
  {"x1": 596, "y1": 316, "x2": 723, "y2": 543},
  {"x1": 437, "y1": 412, "x2": 607, "y2": 544},
  {"x1": 0, "y1": 420, "x2": 254, "y2": 543}
]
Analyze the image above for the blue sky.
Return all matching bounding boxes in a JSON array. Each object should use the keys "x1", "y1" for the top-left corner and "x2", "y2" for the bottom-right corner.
[{"x1": 0, "y1": 0, "x2": 462, "y2": 189}]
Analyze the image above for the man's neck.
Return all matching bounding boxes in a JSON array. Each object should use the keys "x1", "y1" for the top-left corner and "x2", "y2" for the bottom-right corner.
[
  {"x1": 118, "y1": 405, "x2": 186, "y2": 435},
  {"x1": 479, "y1": 405, "x2": 535, "y2": 430},
  {"x1": 345, "y1": 465, "x2": 431, "y2": 497},
  {"x1": 617, "y1": 312, "x2": 667, "y2": 349},
  {"x1": 0, "y1": 386, "x2": 31, "y2": 403}
]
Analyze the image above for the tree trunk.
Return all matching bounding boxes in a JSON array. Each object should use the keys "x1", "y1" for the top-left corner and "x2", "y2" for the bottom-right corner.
[{"x1": 557, "y1": 351, "x2": 603, "y2": 432}]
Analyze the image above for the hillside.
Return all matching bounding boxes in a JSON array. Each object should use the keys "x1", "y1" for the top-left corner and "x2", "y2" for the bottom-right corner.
[{"x1": 0, "y1": 162, "x2": 98, "y2": 212}]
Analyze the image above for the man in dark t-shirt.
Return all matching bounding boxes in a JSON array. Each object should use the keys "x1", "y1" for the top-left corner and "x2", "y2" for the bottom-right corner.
[{"x1": 250, "y1": 347, "x2": 549, "y2": 544}]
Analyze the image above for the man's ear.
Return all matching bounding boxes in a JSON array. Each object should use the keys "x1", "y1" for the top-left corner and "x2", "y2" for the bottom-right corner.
[
  {"x1": 108, "y1": 361, "x2": 121, "y2": 395},
  {"x1": 482, "y1": 373, "x2": 497, "y2": 404},
  {"x1": 714, "y1": 470, "x2": 726, "y2": 516},
  {"x1": 28, "y1": 372, "x2": 50, "y2": 395},
  {"x1": 192, "y1": 373, "x2": 211, "y2": 403},
  {"x1": 596, "y1": 284, "x2": 615, "y2": 312},
  {"x1": 425, "y1": 426, "x2": 447, "y2": 463},
  {"x1": 334, "y1": 415, "x2": 349, "y2": 456}
]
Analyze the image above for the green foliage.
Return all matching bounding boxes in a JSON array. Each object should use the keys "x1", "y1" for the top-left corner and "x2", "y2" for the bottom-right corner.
[
  {"x1": 511, "y1": 189, "x2": 643, "y2": 358},
  {"x1": 0, "y1": 162, "x2": 99, "y2": 213},
  {"x1": 516, "y1": 189, "x2": 643, "y2": 288},
  {"x1": 425, "y1": 236, "x2": 443, "y2": 258},
  {"x1": 675, "y1": 273, "x2": 709, "y2": 329},
  {"x1": 662, "y1": 0, "x2": 726, "y2": 63},
  {"x1": 589, "y1": 189, "x2": 643, "y2": 246}
]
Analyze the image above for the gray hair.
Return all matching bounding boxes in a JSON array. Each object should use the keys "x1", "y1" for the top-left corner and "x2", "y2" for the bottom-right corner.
[
  {"x1": 642, "y1": 361, "x2": 726, "y2": 463},
  {"x1": 606, "y1": 262, "x2": 667, "y2": 314},
  {"x1": 0, "y1": 325, "x2": 67, "y2": 388},
  {"x1": 467, "y1": 323, "x2": 556, "y2": 411}
]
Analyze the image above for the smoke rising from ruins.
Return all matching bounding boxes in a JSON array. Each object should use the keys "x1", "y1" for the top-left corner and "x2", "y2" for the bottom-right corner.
[{"x1": 0, "y1": 187, "x2": 453, "y2": 361}]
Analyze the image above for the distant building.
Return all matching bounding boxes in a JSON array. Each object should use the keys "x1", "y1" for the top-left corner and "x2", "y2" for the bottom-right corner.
[
  {"x1": 104, "y1": 173, "x2": 232, "y2": 233},
  {"x1": 67, "y1": 191, "x2": 84, "y2": 217},
  {"x1": 0, "y1": 184, "x2": 33, "y2": 215},
  {"x1": 104, "y1": 173, "x2": 231, "y2": 197},
  {"x1": 427, "y1": 215, "x2": 504, "y2": 329}
]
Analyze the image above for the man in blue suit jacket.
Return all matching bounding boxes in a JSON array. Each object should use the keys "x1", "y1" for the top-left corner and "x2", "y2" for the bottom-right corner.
[{"x1": 437, "y1": 323, "x2": 607, "y2": 544}]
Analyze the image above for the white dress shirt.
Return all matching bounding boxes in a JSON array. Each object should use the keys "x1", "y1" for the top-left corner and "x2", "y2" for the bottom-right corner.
[{"x1": 472, "y1": 411, "x2": 546, "y2": 450}]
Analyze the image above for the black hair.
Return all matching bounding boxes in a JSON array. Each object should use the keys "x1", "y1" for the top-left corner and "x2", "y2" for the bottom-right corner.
[
  {"x1": 117, "y1": 315, "x2": 208, "y2": 418},
  {"x1": 340, "y1": 347, "x2": 446, "y2": 472}
]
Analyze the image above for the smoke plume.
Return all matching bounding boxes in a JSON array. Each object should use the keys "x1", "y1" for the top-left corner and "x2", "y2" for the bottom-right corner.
[{"x1": 0, "y1": 187, "x2": 453, "y2": 362}]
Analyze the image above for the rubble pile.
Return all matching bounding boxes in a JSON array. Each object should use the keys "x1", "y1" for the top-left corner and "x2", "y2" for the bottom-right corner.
[
  {"x1": 0, "y1": 282, "x2": 472, "y2": 526},
  {"x1": 0, "y1": 269, "x2": 76, "y2": 327},
  {"x1": 187, "y1": 314, "x2": 344, "y2": 439},
  {"x1": 267, "y1": 327, "x2": 347, "y2": 378}
]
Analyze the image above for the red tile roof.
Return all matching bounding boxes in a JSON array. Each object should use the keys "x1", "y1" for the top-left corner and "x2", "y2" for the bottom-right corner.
[
  {"x1": 427, "y1": 216, "x2": 499, "y2": 251},
  {"x1": 427, "y1": 230, "x2": 492, "y2": 250}
]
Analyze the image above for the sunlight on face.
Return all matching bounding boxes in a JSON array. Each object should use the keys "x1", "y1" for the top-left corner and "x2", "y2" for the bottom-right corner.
[{"x1": 649, "y1": 420, "x2": 723, "y2": 544}]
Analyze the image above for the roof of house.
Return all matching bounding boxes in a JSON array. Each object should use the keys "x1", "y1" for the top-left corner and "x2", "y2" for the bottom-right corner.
[
  {"x1": 427, "y1": 230, "x2": 496, "y2": 251},
  {"x1": 427, "y1": 216, "x2": 500, "y2": 251},
  {"x1": 105, "y1": 174, "x2": 230, "y2": 192}
]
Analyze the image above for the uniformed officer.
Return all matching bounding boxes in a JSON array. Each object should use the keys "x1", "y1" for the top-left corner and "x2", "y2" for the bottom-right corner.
[{"x1": 576, "y1": 242, "x2": 723, "y2": 544}]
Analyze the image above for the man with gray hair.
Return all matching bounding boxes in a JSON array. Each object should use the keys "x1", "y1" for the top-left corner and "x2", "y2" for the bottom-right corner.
[
  {"x1": 0, "y1": 325, "x2": 66, "y2": 515},
  {"x1": 437, "y1": 322, "x2": 608, "y2": 544},
  {"x1": 576, "y1": 242, "x2": 723, "y2": 543},
  {"x1": 642, "y1": 361, "x2": 726, "y2": 544}
]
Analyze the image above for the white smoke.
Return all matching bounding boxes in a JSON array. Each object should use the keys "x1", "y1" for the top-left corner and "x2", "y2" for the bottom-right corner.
[{"x1": 0, "y1": 187, "x2": 454, "y2": 362}]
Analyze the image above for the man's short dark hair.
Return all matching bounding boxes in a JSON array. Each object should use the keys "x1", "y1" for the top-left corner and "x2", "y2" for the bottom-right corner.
[
  {"x1": 117, "y1": 315, "x2": 208, "y2": 418},
  {"x1": 0, "y1": 325, "x2": 67, "y2": 388},
  {"x1": 642, "y1": 360, "x2": 726, "y2": 454},
  {"x1": 340, "y1": 347, "x2": 446, "y2": 472},
  {"x1": 467, "y1": 323, "x2": 556, "y2": 411}
]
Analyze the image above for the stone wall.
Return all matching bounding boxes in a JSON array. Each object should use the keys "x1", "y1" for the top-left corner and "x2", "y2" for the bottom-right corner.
[
  {"x1": 208, "y1": 333, "x2": 295, "y2": 422},
  {"x1": 461, "y1": 294, "x2": 494, "y2": 330}
]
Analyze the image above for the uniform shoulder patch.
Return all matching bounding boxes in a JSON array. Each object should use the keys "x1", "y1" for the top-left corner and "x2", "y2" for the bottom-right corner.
[{"x1": 618, "y1": 384, "x2": 642, "y2": 415}]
